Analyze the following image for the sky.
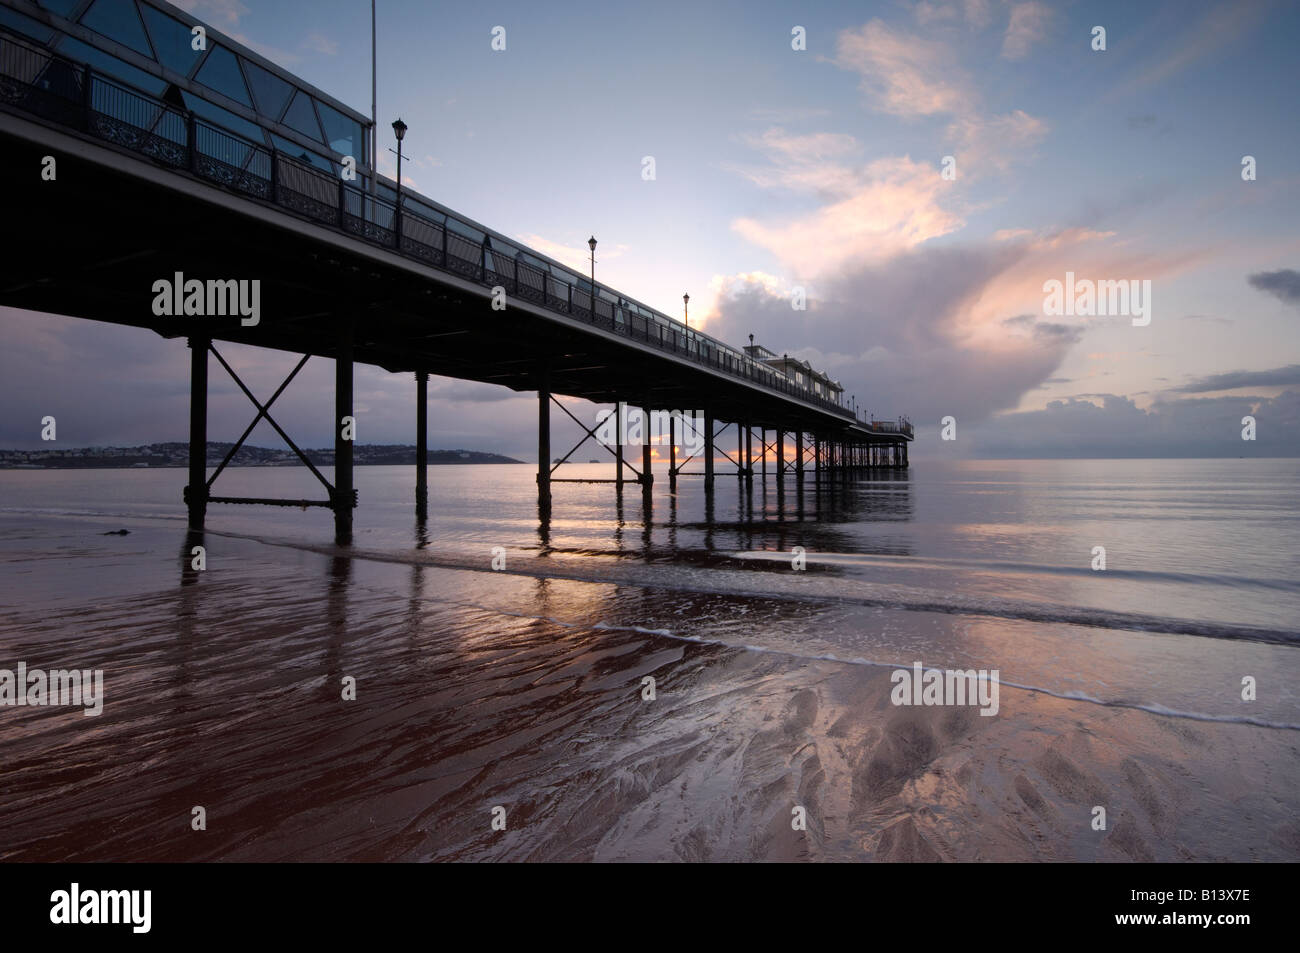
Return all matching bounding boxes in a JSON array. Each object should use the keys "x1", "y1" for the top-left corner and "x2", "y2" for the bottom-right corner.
[{"x1": 3, "y1": 0, "x2": 1299, "y2": 459}]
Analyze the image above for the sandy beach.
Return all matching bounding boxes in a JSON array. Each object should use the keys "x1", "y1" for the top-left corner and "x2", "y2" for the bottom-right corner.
[{"x1": 2, "y1": 476, "x2": 1296, "y2": 862}]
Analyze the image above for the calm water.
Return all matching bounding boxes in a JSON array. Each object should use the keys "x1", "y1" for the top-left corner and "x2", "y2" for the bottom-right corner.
[{"x1": 1, "y1": 459, "x2": 1297, "y2": 860}]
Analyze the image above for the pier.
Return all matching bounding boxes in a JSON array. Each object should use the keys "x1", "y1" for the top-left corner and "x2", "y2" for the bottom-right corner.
[{"x1": 0, "y1": 0, "x2": 912, "y2": 544}]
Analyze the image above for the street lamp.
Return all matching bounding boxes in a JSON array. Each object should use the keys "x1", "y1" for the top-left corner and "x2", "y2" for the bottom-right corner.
[
  {"x1": 683, "y1": 292, "x2": 689, "y2": 328},
  {"x1": 392, "y1": 117, "x2": 407, "y2": 239},
  {"x1": 588, "y1": 236, "x2": 597, "y2": 295}
]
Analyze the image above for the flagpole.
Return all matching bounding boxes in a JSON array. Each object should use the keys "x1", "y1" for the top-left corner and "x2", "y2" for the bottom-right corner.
[{"x1": 370, "y1": 0, "x2": 376, "y2": 200}]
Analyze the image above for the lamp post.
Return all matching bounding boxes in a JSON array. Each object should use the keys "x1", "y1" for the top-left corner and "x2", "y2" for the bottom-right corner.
[
  {"x1": 392, "y1": 117, "x2": 407, "y2": 241},
  {"x1": 588, "y1": 236, "x2": 597, "y2": 296},
  {"x1": 683, "y1": 292, "x2": 689, "y2": 328}
]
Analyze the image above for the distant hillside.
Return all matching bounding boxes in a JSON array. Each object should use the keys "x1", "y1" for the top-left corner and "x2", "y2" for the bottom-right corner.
[{"x1": 0, "y1": 442, "x2": 523, "y2": 468}]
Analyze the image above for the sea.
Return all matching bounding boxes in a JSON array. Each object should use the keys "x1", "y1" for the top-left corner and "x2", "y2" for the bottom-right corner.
[{"x1": 0, "y1": 458, "x2": 1296, "y2": 861}]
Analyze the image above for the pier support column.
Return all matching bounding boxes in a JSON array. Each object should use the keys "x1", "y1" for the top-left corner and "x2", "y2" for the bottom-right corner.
[
  {"x1": 641, "y1": 394, "x2": 654, "y2": 493},
  {"x1": 185, "y1": 336, "x2": 209, "y2": 529},
  {"x1": 795, "y1": 430, "x2": 804, "y2": 482},
  {"x1": 537, "y1": 371, "x2": 551, "y2": 510},
  {"x1": 776, "y1": 429, "x2": 785, "y2": 483},
  {"x1": 615, "y1": 401, "x2": 624, "y2": 490},
  {"x1": 669, "y1": 412, "x2": 677, "y2": 482},
  {"x1": 744, "y1": 423, "x2": 753, "y2": 484},
  {"x1": 704, "y1": 409, "x2": 715, "y2": 487},
  {"x1": 334, "y1": 322, "x2": 355, "y2": 545},
  {"x1": 903, "y1": 442, "x2": 909, "y2": 468},
  {"x1": 415, "y1": 371, "x2": 428, "y2": 518},
  {"x1": 760, "y1": 428, "x2": 767, "y2": 480}
]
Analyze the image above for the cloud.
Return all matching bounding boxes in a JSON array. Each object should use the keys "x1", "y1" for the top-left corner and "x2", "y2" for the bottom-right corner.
[
  {"x1": 1171, "y1": 364, "x2": 1300, "y2": 394},
  {"x1": 946, "y1": 109, "x2": 1048, "y2": 176},
  {"x1": 1126, "y1": 113, "x2": 1158, "y2": 129},
  {"x1": 830, "y1": 19, "x2": 1047, "y2": 177},
  {"x1": 725, "y1": 128, "x2": 863, "y2": 197},
  {"x1": 911, "y1": 0, "x2": 992, "y2": 29},
  {"x1": 958, "y1": 390, "x2": 1300, "y2": 458},
  {"x1": 833, "y1": 19, "x2": 973, "y2": 117},
  {"x1": 706, "y1": 209, "x2": 1214, "y2": 428},
  {"x1": 962, "y1": 0, "x2": 993, "y2": 30},
  {"x1": 1128, "y1": 2, "x2": 1269, "y2": 92},
  {"x1": 1248, "y1": 269, "x2": 1300, "y2": 306},
  {"x1": 731, "y1": 153, "x2": 965, "y2": 276},
  {"x1": 913, "y1": 2, "x2": 957, "y2": 26},
  {"x1": 1001, "y1": 2, "x2": 1050, "y2": 60},
  {"x1": 705, "y1": 239, "x2": 1080, "y2": 425}
]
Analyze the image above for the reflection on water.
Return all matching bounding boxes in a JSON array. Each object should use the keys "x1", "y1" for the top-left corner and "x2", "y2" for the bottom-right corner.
[
  {"x1": 530, "y1": 467, "x2": 916, "y2": 565},
  {"x1": 0, "y1": 460, "x2": 1297, "y2": 861}
]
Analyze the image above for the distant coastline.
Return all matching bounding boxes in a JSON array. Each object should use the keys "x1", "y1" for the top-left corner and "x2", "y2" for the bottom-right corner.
[{"x1": 0, "y1": 442, "x2": 523, "y2": 469}]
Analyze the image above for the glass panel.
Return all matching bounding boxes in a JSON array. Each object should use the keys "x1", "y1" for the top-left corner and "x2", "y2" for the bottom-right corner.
[
  {"x1": 405, "y1": 197, "x2": 445, "y2": 222},
  {"x1": 54, "y1": 35, "x2": 166, "y2": 95},
  {"x1": 270, "y1": 133, "x2": 333, "y2": 173},
  {"x1": 33, "y1": 56, "x2": 81, "y2": 98},
  {"x1": 195, "y1": 44, "x2": 250, "y2": 106},
  {"x1": 79, "y1": 0, "x2": 153, "y2": 58},
  {"x1": 139, "y1": 4, "x2": 201, "y2": 77},
  {"x1": 38, "y1": 0, "x2": 84, "y2": 15},
  {"x1": 281, "y1": 89, "x2": 322, "y2": 141},
  {"x1": 445, "y1": 217, "x2": 485, "y2": 242},
  {"x1": 0, "y1": 6, "x2": 55, "y2": 43},
  {"x1": 316, "y1": 100, "x2": 363, "y2": 161},
  {"x1": 241, "y1": 58, "x2": 292, "y2": 120},
  {"x1": 184, "y1": 89, "x2": 265, "y2": 143}
]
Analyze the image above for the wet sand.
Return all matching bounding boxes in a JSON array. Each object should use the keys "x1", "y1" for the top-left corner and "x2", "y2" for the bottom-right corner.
[{"x1": 1, "y1": 522, "x2": 1295, "y2": 862}]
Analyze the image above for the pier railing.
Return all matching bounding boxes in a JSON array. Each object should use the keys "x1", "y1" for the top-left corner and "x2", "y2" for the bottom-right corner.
[
  {"x1": 867, "y1": 419, "x2": 914, "y2": 437},
  {"x1": 0, "y1": 28, "x2": 857, "y2": 421}
]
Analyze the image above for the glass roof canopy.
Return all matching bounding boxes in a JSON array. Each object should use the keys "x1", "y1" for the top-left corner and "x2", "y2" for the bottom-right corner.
[{"x1": 4, "y1": 0, "x2": 370, "y2": 175}]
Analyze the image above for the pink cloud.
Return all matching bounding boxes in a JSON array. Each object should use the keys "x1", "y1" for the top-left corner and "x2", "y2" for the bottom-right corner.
[{"x1": 834, "y1": 19, "x2": 974, "y2": 117}]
